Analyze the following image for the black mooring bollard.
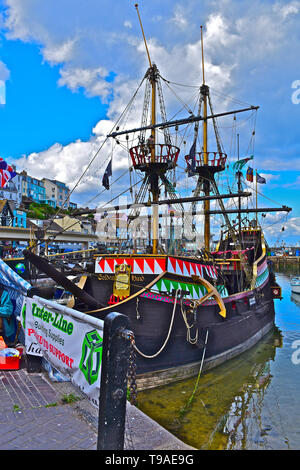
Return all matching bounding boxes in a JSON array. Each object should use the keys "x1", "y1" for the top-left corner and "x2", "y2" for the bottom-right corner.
[{"x1": 97, "y1": 312, "x2": 131, "y2": 451}]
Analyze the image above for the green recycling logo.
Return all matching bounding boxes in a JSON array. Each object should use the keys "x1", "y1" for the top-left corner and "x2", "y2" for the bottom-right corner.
[
  {"x1": 22, "y1": 302, "x2": 26, "y2": 329},
  {"x1": 79, "y1": 330, "x2": 103, "y2": 385}
]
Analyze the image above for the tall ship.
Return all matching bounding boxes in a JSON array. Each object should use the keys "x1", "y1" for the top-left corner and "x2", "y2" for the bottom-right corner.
[{"x1": 22, "y1": 5, "x2": 291, "y2": 390}]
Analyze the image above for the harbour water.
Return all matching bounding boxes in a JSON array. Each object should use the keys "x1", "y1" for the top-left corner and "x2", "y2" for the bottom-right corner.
[{"x1": 137, "y1": 269, "x2": 300, "y2": 450}]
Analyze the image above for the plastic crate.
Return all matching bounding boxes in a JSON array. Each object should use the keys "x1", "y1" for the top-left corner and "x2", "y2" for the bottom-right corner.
[{"x1": 0, "y1": 356, "x2": 20, "y2": 370}]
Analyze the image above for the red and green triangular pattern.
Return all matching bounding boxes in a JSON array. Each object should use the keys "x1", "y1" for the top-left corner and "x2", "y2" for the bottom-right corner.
[{"x1": 95, "y1": 257, "x2": 166, "y2": 274}]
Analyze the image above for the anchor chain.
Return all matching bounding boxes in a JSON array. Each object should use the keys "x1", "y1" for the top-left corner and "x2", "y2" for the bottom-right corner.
[
  {"x1": 127, "y1": 332, "x2": 138, "y2": 406},
  {"x1": 119, "y1": 328, "x2": 138, "y2": 405}
]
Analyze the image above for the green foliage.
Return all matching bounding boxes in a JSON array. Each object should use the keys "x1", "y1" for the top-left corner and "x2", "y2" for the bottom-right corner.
[
  {"x1": 28, "y1": 202, "x2": 68, "y2": 220},
  {"x1": 61, "y1": 393, "x2": 81, "y2": 404}
]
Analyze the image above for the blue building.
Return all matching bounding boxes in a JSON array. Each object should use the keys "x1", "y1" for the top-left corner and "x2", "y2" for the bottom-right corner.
[
  {"x1": 13, "y1": 208, "x2": 27, "y2": 228},
  {"x1": 21, "y1": 171, "x2": 46, "y2": 203},
  {"x1": 69, "y1": 201, "x2": 77, "y2": 210}
]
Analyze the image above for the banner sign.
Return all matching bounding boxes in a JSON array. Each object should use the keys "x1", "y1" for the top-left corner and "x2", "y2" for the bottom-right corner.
[{"x1": 24, "y1": 296, "x2": 104, "y2": 407}]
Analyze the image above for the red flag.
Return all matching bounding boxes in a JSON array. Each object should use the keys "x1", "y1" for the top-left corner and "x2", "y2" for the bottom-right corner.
[{"x1": 0, "y1": 158, "x2": 16, "y2": 187}]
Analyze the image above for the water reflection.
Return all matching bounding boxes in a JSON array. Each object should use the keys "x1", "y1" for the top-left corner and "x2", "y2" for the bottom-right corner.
[
  {"x1": 138, "y1": 329, "x2": 283, "y2": 449},
  {"x1": 137, "y1": 271, "x2": 300, "y2": 450}
]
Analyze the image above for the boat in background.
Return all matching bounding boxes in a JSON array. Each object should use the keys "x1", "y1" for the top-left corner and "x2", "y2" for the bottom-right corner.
[
  {"x1": 291, "y1": 276, "x2": 300, "y2": 294},
  {"x1": 291, "y1": 291, "x2": 300, "y2": 307}
]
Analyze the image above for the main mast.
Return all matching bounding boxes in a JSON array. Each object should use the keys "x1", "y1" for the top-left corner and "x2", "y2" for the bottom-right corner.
[
  {"x1": 184, "y1": 25, "x2": 254, "y2": 284},
  {"x1": 201, "y1": 26, "x2": 210, "y2": 251},
  {"x1": 134, "y1": 4, "x2": 179, "y2": 255},
  {"x1": 135, "y1": 4, "x2": 156, "y2": 165},
  {"x1": 135, "y1": 4, "x2": 158, "y2": 254}
]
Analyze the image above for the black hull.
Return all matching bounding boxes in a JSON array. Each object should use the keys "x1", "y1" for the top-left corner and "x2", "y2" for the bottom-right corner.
[
  {"x1": 22, "y1": 238, "x2": 277, "y2": 390},
  {"x1": 83, "y1": 273, "x2": 275, "y2": 389}
]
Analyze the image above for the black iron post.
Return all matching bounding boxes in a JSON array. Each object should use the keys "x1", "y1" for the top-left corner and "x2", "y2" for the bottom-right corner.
[{"x1": 97, "y1": 312, "x2": 131, "y2": 450}]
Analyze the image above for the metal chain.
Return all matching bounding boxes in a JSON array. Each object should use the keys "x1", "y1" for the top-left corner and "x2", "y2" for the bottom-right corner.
[{"x1": 127, "y1": 332, "x2": 138, "y2": 406}]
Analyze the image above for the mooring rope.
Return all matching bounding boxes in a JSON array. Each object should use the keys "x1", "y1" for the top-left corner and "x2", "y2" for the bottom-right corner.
[
  {"x1": 180, "y1": 299, "x2": 199, "y2": 345},
  {"x1": 178, "y1": 329, "x2": 209, "y2": 418},
  {"x1": 133, "y1": 289, "x2": 179, "y2": 359}
]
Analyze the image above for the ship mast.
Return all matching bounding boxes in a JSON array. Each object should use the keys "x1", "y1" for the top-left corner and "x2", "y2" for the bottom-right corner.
[
  {"x1": 134, "y1": 4, "x2": 180, "y2": 255},
  {"x1": 135, "y1": 4, "x2": 155, "y2": 167},
  {"x1": 135, "y1": 4, "x2": 158, "y2": 254},
  {"x1": 183, "y1": 25, "x2": 255, "y2": 285},
  {"x1": 200, "y1": 25, "x2": 210, "y2": 251}
]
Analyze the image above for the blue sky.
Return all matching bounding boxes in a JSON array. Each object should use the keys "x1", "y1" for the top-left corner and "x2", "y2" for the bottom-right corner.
[
  {"x1": 0, "y1": 0, "x2": 299, "y2": 245},
  {"x1": 0, "y1": 38, "x2": 107, "y2": 158}
]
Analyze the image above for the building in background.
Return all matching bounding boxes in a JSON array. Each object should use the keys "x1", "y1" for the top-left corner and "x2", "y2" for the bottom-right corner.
[
  {"x1": 42, "y1": 178, "x2": 77, "y2": 209},
  {"x1": 13, "y1": 208, "x2": 27, "y2": 228},
  {"x1": 21, "y1": 171, "x2": 46, "y2": 203},
  {"x1": 69, "y1": 201, "x2": 77, "y2": 210},
  {"x1": 41, "y1": 178, "x2": 59, "y2": 208},
  {"x1": 0, "y1": 200, "x2": 15, "y2": 226},
  {"x1": 0, "y1": 170, "x2": 78, "y2": 212},
  {"x1": 0, "y1": 198, "x2": 26, "y2": 228},
  {"x1": 54, "y1": 215, "x2": 82, "y2": 232}
]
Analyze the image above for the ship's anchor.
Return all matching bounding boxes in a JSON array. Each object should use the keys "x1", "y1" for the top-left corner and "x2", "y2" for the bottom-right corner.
[
  {"x1": 179, "y1": 278, "x2": 226, "y2": 345},
  {"x1": 189, "y1": 276, "x2": 227, "y2": 319}
]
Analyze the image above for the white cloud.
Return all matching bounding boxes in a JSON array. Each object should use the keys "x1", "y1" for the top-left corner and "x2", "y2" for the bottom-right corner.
[
  {"x1": 58, "y1": 66, "x2": 112, "y2": 100},
  {"x1": 4, "y1": 0, "x2": 31, "y2": 41},
  {"x1": 263, "y1": 214, "x2": 300, "y2": 244},
  {"x1": 0, "y1": 60, "x2": 10, "y2": 81},
  {"x1": 3, "y1": 0, "x2": 300, "y2": 221},
  {"x1": 258, "y1": 173, "x2": 280, "y2": 183},
  {"x1": 274, "y1": 1, "x2": 300, "y2": 19},
  {"x1": 259, "y1": 157, "x2": 300, "y2": 172},
  {"x1": 11, "y1": 117, "x2": 130, "y2": 205},
  {"x1": 170, "y1": 6, "x2": 188, "y2": 30},
  {"x1": 43, "y1": 38, "x2": 77, "y2": 64}
]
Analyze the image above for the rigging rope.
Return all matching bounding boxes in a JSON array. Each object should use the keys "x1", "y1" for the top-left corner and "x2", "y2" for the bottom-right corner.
[
  {"x1": 39, "y1": 73, "x2": 148, "y2": 235},
  {"x1": 29, "y1": 74, "x2": 151, "y2": 252}
]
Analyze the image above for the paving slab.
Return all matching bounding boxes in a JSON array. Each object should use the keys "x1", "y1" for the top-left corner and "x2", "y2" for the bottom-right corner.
[{"x1": 0, "y1": 365, "x2": 194, "y2": 451}]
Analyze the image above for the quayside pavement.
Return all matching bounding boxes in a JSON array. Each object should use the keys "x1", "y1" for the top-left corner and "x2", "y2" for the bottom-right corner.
[{"x1": 0, "y1": 365, "x2": 194, "y2": 451}]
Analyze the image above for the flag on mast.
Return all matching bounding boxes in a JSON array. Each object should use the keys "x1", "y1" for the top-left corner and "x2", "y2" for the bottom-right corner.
[
  {"x1": 246, "y1": 166, "x2": 254, "y2": 182},
  {"x1": 0, "y1": 158, "x2": 17, "y2": 188},
  {"x1": 233, "y1": 155, "x2": 254, "y2": 171},
  {"x1": 102, "y1": 159, "x2": 112, "y2": 190},
  {"x1": 256, "y1": 172, "x2": 266, "y2": 184},
  {"x1": 187, "y1": 140, "x2": 196, "y2": 177}
]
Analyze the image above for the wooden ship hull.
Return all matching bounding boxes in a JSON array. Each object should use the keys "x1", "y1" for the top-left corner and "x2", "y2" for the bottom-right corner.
[
  {"x1": 64, "y1": 230, "x2": 280, "y2": 390},
  {"x1": 21, "y1": 229, "x2": 281, "y2": 390}
]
